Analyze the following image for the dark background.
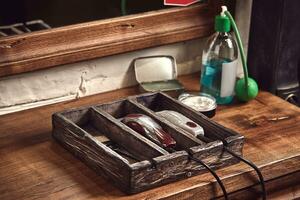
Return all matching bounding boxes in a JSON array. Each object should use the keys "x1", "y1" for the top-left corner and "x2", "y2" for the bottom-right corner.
[
  {"x1": 0, "y1": 0, "x2": 167, "y2": 28},
  {"x1": 248, "y1": 0, "x2": 300, "y2": 106}
]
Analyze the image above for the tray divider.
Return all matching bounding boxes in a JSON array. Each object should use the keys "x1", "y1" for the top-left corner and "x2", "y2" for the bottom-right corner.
[
  {"x1": 129, "y1": 98, "x2": 228, "y2": 167},
  {"x1": 52, "y1": 92, "x2": 245, "y2": 194},
  {"x1": 127, "y1": 99, "x2": 206, "y2": 150},
  {"x1": 156, "y1": 92, "x2": 245, "y2": 155},
  {"x1": 91, "y1": 106, "x2": 169, "y2": 160},
  {"x1": 53, "y1": 113, "x2": 130, "y2": 164},
  {"x1": 52, "y1": 112, "x2": 133, "y2": 191}
]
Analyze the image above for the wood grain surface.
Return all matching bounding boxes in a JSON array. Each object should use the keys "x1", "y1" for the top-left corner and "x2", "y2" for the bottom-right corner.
[
  {"x1": 0, "y1": 1, "x2": 221, "y2": 77},
  {"x1": 52, "y1": 93, "x2": 244, "y2": 194},
  {"x1": 0, "y1": 73, "x2": 299, "y2": 199}
]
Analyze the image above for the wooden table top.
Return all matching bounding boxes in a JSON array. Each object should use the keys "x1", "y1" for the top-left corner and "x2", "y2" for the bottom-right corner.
[{"x1": 0, "y1": 73, "x2": 299, "y2": 200}]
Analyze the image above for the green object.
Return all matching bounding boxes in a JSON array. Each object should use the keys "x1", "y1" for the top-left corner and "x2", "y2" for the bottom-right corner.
[
  {"x1": 215, "y1": 15, "x2": 230, "y2": 32},
  {"x1": 224, "y1": 8, "x2": 259, "y2": 102},
  {"x1": 121, "y1": 0, "x2": 127, "y2": 16},
  {"x1": 235, "y1": 77, "x2": 258, "y2": 102}
]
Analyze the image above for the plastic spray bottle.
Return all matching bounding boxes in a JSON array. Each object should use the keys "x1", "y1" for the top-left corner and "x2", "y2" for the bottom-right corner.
[{"x1": 200, "y1": 6, "x2": 238, "y2": 104}]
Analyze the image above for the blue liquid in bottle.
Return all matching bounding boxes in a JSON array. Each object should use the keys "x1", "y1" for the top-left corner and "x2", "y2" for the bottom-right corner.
[
  {"x1": 200, "y1": 59, "x2": 233, "y2": 104},
  {"x1": 200, "y1": 6, "x2": 238, "y2": 104},
  {"x1": 200, "y1": 31, "x2": 238, "y2": 105}
]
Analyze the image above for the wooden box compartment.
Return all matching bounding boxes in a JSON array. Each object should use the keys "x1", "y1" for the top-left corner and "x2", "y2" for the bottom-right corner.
[
  {"x1": 52, "y1": 106, "x2": 168, "y2": 194},
  {"x1": 52, "y1": 92, "x2": 244, "y2": 194},
  {"x1": 134, "y1": 92, "x2": 244, "y2": 156}
]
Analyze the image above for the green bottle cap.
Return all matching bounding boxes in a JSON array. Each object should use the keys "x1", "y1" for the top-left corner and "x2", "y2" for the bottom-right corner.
[{"x1": 215, "y1": 15, "x2": 230, "y2": 32}]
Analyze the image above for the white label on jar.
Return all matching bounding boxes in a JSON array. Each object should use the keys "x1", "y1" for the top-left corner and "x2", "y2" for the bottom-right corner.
[{"x1": 220, "y1": 60, "x2": 238, "y2": 97}]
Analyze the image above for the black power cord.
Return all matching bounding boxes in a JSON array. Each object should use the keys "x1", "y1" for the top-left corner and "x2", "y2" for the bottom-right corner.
[
  {"x1": 195, "y1": 133, "x2": 266, "y2": 199},
  {"x1": 188, "y1": 146, "x2": 266, "y2": 200},
  {"x1": 190, "y1": 156, "x2": 229, "y2": 200},
  {"x1": 224, "y1": 147, "x2": 267, "y2": 200},
  {"x1": 122, "y1": 114, "x2": 228, "y2": 199},
  {"x1": 194, "y1": 135, "x2": 266, "y2": 199},
  {"x1": 167, "y1": 148, "x2": 229, "y2": 200},
  {"x1": 107, "y1": 139, "x2": 229, "y2": 199}
]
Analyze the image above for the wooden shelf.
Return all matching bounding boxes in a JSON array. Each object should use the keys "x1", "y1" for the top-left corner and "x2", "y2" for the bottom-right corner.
[{"x1": 0, "y1": 2, "x2": 220, "y2": 77}]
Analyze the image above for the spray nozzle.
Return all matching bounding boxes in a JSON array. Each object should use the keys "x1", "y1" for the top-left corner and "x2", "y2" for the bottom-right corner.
[{"x1": 221, "y1": 6, "x2": 228, "y2": 16}]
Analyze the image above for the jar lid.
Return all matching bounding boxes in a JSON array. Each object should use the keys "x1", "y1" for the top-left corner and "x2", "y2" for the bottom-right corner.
[{"x1": 178, "y1": 93, "x2": 217, "y2": 112}]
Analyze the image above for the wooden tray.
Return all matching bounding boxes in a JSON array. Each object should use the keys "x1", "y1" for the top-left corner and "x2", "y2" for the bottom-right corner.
[{"x1": 52, "y1": 92, "x2": 244, "y2": 194}]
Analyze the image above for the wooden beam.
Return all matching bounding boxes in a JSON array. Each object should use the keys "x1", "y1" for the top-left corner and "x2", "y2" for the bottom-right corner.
[{"x1": 0, "y1": 2, "x2": 219, "y2": 77}]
